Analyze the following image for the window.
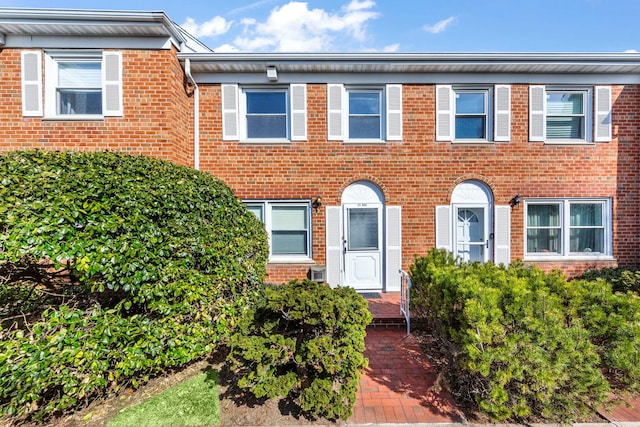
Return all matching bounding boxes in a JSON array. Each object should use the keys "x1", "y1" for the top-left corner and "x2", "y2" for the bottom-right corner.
[
  {"x1": 21, "y1": 50, "x2": 122, "y2": 118},
  {"x1": 525, "y1": 199, "x2": 610, "y2": 258},
  {"x1": 546, "y1": 91, "x2": 586, "y2": 140},
  {"x1": 436, "y1": 85, "x2": 510, "y2": 142},
  {"x1": 529, "y1": 86, "x2": 612, "y2": 143},
  {"x1": 221, "y1": 84, "x2": 307, "y2": 142},
  {"x1": 348, "y1": 89, "x2": 382, "y2": 140},
  {"x1": 327, "y1": 84, "x2": 402, "y2": 142},
  {"x1": 454, "y1": 90, "x2": 488, "y2": 139},
  {"x1": 245, "y1": 201, "x2": 311, "y2": 260},
  {"x1": 245, "y1": 89, "x2": 288, "y2": 139}
]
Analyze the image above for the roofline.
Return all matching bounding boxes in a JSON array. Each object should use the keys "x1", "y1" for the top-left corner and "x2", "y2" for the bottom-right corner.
[
  {"x1": 0, "y1": 7, "x2": 196, "y2": 51},
  {"x1": 179, "y1": 51, "x2": 640, "y2": 64}
]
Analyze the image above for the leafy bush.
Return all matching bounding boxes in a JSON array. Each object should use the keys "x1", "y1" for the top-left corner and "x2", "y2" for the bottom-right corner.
[
  {"x1": 227, "y1": 279, "x2": 372, "y2": 420},
  {"x1": 0, "y1": 150, "x2": 268, "y2": 421},
  {"x1": 410, "y1": 249, "x2": 640, "y2": 423}
]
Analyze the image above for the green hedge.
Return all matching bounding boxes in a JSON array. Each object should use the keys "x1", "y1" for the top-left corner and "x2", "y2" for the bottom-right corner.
[
  {"x1": 0, "y1": 150, "x2": 268, "y2": 421},
  {"x1": 410, "y1": 249, "x2": 640, "y2": 423},
  {"x1": 227, "y1": 280, "x2": 372, "y2": 420}
]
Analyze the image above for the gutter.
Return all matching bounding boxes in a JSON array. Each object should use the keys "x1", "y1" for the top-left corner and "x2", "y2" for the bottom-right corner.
[{"x1": 184, "y1": 58, "x2": 199, "y2": 170}]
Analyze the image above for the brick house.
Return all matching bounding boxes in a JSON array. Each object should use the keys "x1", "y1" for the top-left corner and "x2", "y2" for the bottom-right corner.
[{"x1": 2, "y1": 8, "x2": 640, "y2": 292}]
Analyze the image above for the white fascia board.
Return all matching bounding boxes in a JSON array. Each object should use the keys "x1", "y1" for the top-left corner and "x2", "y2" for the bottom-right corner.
[{"x1": 5, "y1": 35, "x2": 178, "y2": 50}]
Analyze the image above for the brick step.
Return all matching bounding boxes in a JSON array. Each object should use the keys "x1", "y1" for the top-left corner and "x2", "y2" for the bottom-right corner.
[{"x1": 368, "y1": 317, "x2": 407, "y2": 329}]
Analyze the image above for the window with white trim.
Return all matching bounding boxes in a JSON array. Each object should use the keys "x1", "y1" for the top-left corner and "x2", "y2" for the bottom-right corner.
[
  {"x1": 21, "y1": 50, "x2": 122, "y2": 118},
  {"x1": 436, "y1": 85, "x2": 510, "y2": 142},
  {"x1": 454, "y1": 89, "x2": 489, "y2": 140},
  {"x1": 245, "y1": 201, "x2": 312, "y2": 260},
  {"x1": 222, "y1": 84, "x2": 307, "y2": 142},
  {"x1": 525, "y1": 199, "x2": 611, "y2": 258},
  {"x1": 327, "y1": 84, "x2": 402, "y2": 142},
  {"x1": 529, "y1": 86, "x2": 612, "y2": 143}
]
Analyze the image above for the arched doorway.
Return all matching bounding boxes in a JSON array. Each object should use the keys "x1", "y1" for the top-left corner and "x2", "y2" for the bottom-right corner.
[
  {"x1": 341, "y1": 181, "x2": 385, "y2": 291},
  {"x1": 451, "y1": 180, "x2": 493, "y2": 263}
]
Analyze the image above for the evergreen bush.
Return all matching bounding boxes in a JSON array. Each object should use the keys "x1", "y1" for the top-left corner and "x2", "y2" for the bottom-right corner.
[
  {"x1": 409, "y1": 249, "x2": 640, "y2": 423},
  {"x1": 227, "y1": 279, "x2": 372, "y2": 420},
  {"x1": 0, "y1": 150, "x2": 268, "y2": 421}
]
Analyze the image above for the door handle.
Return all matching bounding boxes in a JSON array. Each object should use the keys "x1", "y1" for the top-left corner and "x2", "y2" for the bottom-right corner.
[{"x1": 486, "y1": 240, "x2": 489, "y2": 248}]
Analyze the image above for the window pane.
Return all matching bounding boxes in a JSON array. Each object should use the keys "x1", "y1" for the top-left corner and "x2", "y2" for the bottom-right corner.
[
  {"x1": 246, "y1": 205, "x2": 264, "y2": 222},
  {"x1": 570, "y1": 228, "x2": 603, "y2": 253},
  {"x1": 272, "y1": 231, "x2": 308, "y2": 255},
  {"x1": 348, "y1": 208, "x2": 378, "y2": 250},
  {"x1": 527, "y1": 204, "x2": 560, "y2": 227},
  {"x1": 349, "y1": 116, "x2": 381, "y2": 139},
  {"x1": 58, "y1": 62, "x2": 101, "y2": 88},
  {"x1": 246, "y1": 92, "x2": 286, "y2": 114},
  {"x1": 527, "y1": 229, "x2": 561, "y2": 253},
  {"x1": 455, "y1": 117, "x2": 485, "y2": 139},
  {"x1": 547, "y1": 116, "x2": 584, "y2": 139},
  {"x1": 349, "y1": 92, "x2": 380, "y2": 114},
  {"x1": 247, "y1": 115, "x2": 287, "y2": 138},
  {"x1": 272, "y1": 206, "x2": 307, "y2": 230},
  {"x1": 547, "y1": 93, "x2": 583, "y2": 115},
  {"x1": 456, "y1": 92, "x2": 485, "y2": 114},
  {"x1": 570, "y1": 204, "x2": 602, "y2": 226},
  {"x1": 57, "y1": 90, "x2": 102, "y2": 115}
]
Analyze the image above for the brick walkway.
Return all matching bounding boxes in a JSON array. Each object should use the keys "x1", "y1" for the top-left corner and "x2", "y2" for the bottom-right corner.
[{"x1": 349, "y1": 293, "x2": 464, "y2": 424}]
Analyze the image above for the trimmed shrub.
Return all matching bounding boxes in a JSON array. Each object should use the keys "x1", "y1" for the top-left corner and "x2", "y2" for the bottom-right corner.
[
  {"x1": 579, "y1": 267, "x2": 640, "y2": 294},
  {"x1": 227, "y1": 279, "x2": 372, "y2": 420},
  {"x1": 410, "y1": 249, "x2": 640, "y2": 423},
  {"x1": 0, "y1": 150, "x2": 268, "y2": 421}
]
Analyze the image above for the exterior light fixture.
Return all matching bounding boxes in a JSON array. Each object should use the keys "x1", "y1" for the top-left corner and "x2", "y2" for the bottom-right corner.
[
  {"x1": 266, "y1": 66, "x2": 277, "y2": 82},
  {"x1": 509, "y1": 194, "x2": 521, "y2": 207},
  {"x1": 312, "y1": 196, "x2": 322, "y2": 211}
]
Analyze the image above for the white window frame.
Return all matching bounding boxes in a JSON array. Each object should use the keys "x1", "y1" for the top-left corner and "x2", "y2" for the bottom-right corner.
[
  {"x1": 245, "y1": 200, "x2": 313, "y2": 262},
  {"x1": 346, "y1": 87, "x2": 384, "y2": 142},
  {"x1": 239, "y1": 87, "x2": 290, "y2": 143},
  {"x1": 44, "y1": 51, "x2": 104, "y2": 119},
  {"x1": 524, "y1": 198, "x2": 612, "y2": 260},
  {"x1": 545, "y1": 88, "x2": 592, "y2": 142},
  {"x1": 453, "y1": 87, "x2": 491, "y2": 141}
]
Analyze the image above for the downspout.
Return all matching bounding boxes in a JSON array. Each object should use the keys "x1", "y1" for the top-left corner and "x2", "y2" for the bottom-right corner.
[{"x1": 184, "y1": 58, "x2": 200, "y2": 170}]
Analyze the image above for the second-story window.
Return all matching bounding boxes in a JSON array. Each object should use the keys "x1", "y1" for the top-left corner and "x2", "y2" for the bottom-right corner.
[
  {"x1": 348, "y1": 89, "x2": 382, "y2": 140},
  {"x1": 454, "y1": 90, "x2": 488, "y2": 140},
  {"x1": 56, "y1": 60, "x2": 102, "y2": 115},
  {"x1": 245, "y1": 89, "x2": 288, "y2": 139},
  {"x1": 546, "y1": 91, "x2": 586, "y2": 140}
]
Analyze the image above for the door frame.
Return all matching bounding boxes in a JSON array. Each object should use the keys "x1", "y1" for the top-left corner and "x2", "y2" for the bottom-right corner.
[
  {"x1": 450, "y1": 180, "x2": 494, "y2": 263},
  {"x1": 453, "y1": 203, "x2": 491, "y2": 263}
]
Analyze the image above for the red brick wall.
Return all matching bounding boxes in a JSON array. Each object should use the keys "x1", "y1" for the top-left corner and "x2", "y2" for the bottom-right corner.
[
  {"x1": 0, "y1": 47, "x2": 193, "y2": 167},
  {"x1": 198, "y1": 83, "x2": 640, "y2": 282}
]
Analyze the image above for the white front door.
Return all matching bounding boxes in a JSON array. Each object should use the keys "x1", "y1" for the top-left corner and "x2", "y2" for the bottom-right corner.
[
  {"x1": 343, "y1": 203, "x2": 383, "y2": 291},
  {"x1": 455, "y1": 206, "x2": 489, "y2": 262}
]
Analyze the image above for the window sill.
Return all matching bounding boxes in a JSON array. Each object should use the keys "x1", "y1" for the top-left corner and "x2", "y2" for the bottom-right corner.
[
  {"x1": 452, "y1": 139, "x2": 494, "y2": 145},
  {"x1": 343, "y1": 139, "x2": 387, "y2": 145},
  {"x1": 43, "y1": 115, "x2": 105, "y2": 122},
  {"x1": 541, "y1": 140, "x2": 595, "y2": 146},
  {"x1": 268, "y1": 258, "x2": 315, "y2": 265},
  {"x1": 239, "y1": 139, "x2": 292, "y2": 145},
  {"x1": 524, "y1": 255, "x2": 615, "y2": 262}
]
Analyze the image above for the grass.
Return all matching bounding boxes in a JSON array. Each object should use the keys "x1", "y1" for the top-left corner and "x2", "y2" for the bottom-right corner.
[{"x1": 108, "y1": 369, "x2": 220, "y2": 427}]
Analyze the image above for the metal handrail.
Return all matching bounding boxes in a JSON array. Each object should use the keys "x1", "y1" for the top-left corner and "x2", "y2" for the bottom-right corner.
[{"x1": 399, "y1": 269, "x2": 412, "y2": 335}]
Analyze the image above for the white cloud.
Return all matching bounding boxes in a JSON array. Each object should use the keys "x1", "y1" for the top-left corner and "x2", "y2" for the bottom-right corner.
[
  {"x1": 624, "y1": 49, "x2": 639, "y2": 53},
  {"x1": 213, "y1": 43, "x2": 241, "y2": 53},
  {"x1": 181, "y1": 16, "x2": 233, "y2": 38},
  {"x1": 232, "y1": 0, "x2": 381, "y2": 52},
  {"x1": 360, "y1": 43, "x2": 400, "y2": 53},
  {"x1": 423, "y1": 16, "x2": 456, "y2": 34}
]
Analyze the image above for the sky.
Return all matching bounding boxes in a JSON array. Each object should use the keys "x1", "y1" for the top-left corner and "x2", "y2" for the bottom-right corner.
[{"x1": 3, "y1": 0, "x2": 640, "y2": 53}]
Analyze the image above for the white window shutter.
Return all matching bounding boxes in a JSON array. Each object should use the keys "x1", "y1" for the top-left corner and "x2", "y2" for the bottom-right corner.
[
  {"x1": 102, "y1": 51, "x2": 123, "y2": 117},
  {"x1": 325, "y1": 206, "x2": 343, "y2": 288},
  {"x1": 436, "y1": 85, "x2": 453, "y2": 141},
  {"x1": 290, "y1": 83, "x2": 307, "y2": 141},
  {"x1": 21, "y1": 51, "x2": 43, "y2": 117},
  {"x1": 222, "y1": 84, "x2": 239, "y2": 140},
  {"x1": 386, "y1": 84, "x2": 402, "y2": 141},
  {"x1": 594, "y1": 86, "x2": 612, "y2": 142},
  {"x1": 385, "y1": 206, "x2": 402, "y2": 291},
  {"x1": 529, "y1": 85, "x2": 546, "y2": 141},
  {"x1": 327, "y1": 84, "x2": 344, "y2": 140},
  {"x1": 435, "y1": 205, "x2": 451, "y2": 252},
  {"x1": 494, "y1": 205, "x2": 511, "y2": 266},
  {"x1": 494, "y1": 85, "x2": 511, "y2": 142}
]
